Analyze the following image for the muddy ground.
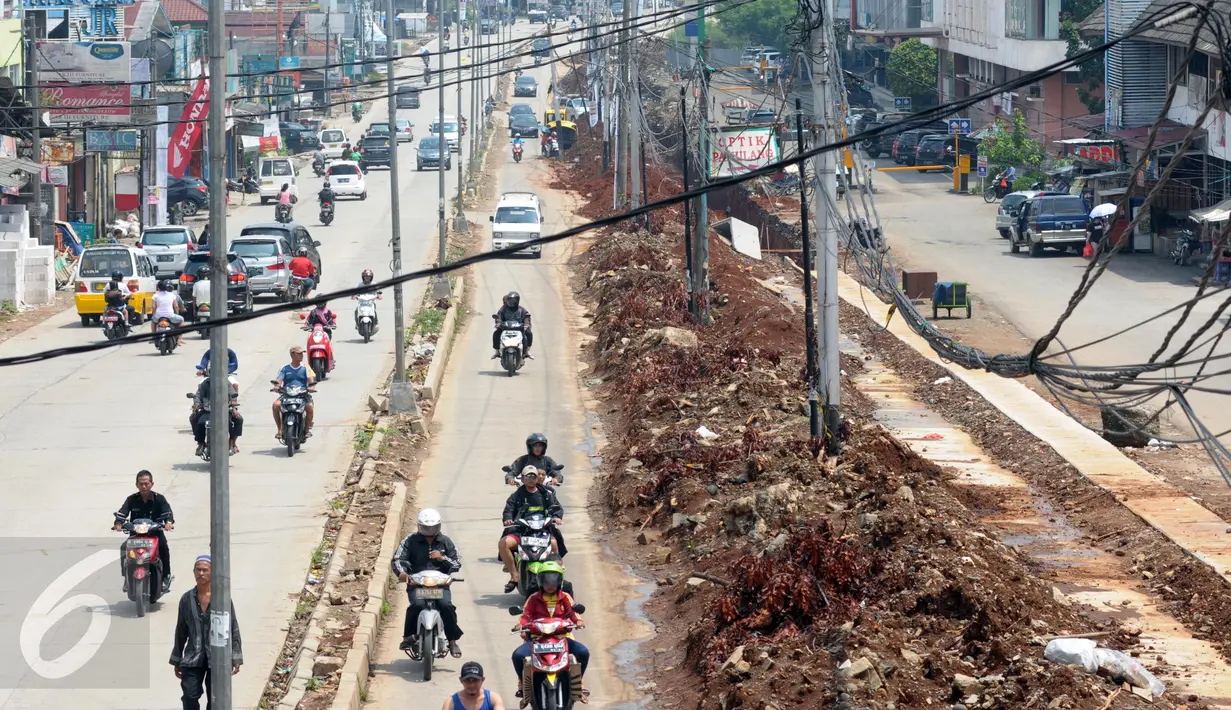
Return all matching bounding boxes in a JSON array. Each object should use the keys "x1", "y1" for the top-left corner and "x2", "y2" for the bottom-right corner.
[{"x1": 548, "y1": 111, "x2": 1222, "y2": 708}]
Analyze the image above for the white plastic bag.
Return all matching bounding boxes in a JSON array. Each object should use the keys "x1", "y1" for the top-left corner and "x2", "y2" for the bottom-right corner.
[
  {"x1": 1094, "y1": 648, "x2": 1166, "y2": 699},
  {"x1": 1043, "y1": 638, "x2": 1098, "y2": 673}
]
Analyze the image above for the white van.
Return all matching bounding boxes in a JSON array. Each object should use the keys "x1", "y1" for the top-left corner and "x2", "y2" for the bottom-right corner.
[
  {"x1": 490, "y1": 192, "x2": 543, "y2": 258},
  {"x1": 258, "y1": 157, "x2": 298, "y2": 203}
]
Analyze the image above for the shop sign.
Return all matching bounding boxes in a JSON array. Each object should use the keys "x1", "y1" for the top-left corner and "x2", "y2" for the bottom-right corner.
[
  {"x1": 1077, "y1": 143, "x2": 1120, "y2": 163},
  {"x1": 36, "y1": 41, "x2": 131, "y2": 83},
  {"x1": 41, "y1": 84, "x2": 132, "y2": 124},
  {"x1": 41, "y1": 138, "x2": 76, "y2": 163},
  {"x1": 85, "y1": 129, "x2": 139, "y2": 152},
  {"x1": 710, "y1": 126, "x2": 779, "y2": 177}
]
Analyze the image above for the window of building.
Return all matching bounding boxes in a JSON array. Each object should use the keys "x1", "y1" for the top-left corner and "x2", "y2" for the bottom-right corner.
[{"x1": 1063, "y1": 71, "x2": 1082, "y2": 85}]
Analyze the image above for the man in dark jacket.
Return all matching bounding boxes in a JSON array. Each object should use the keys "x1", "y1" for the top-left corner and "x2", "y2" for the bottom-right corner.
[
  {"x1": 499, "y1": 467, "x2": 564, "y2": 593},
  {"x1": 504, "y1": 433, "x2": 560, "y2": 485},
  {"x1": 170, "y1": 555, "x2": 242, "y2": 710},
  {"x1": 492, "y1": 291, "x2": 533, "y2": 359},
  {"x1": 392, "y1": 508, "x2": 464, "y2": 659},
  {"x1": 114, "y1": 470, "x2": 175, "y2": 592}
]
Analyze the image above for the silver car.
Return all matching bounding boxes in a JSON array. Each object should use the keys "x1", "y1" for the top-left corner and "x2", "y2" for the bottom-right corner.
[
  {"x1": 230, "y1": 236, "x2": 293, "y2": 299},
  {"x1": 996, "y1": 190, "x2": 1047, "y2": 238},
  {"x1": 138, "y1": 226, "x2": 198, "y2": 278}
]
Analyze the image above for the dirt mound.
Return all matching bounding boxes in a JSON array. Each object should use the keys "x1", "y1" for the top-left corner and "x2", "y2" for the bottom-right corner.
[{"x1": 568, "y1": 226, "x2": 1174, "y2": 709}]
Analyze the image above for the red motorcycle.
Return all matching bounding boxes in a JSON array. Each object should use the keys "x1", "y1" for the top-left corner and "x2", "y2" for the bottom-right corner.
[
  {"x1": 116, "y1": 517, "x2": 168, "y2": 617},
  {"x1": 508, "y1": 607, "x2": 587, "y2": 710},
  {"x1": 513, "y1": 144, "x2": 524, "y2": 163},
  {"x1": 305, "y1": 323, "x2": 333, "y2": 381}
]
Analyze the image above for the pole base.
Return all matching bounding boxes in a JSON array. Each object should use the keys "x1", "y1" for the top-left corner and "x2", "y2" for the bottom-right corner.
[
  {"x1": 431, "y1": 276, "x2": 452, "y2": 300},
  {"x1": 389, "y1": 381, "x2": 420, "y2": 415},
  {"x1": 452, "y1": 215, "x2": 469, "y2": 231}
]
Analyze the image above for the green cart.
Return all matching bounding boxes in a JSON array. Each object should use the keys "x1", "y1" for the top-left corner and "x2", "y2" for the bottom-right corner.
[{"x1": 932, "y1": 281, "x2": 972, "y2": 319}]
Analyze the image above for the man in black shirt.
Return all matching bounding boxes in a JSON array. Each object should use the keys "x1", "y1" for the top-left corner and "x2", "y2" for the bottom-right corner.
[
  {"x1": 492, "y1": 291, "x2": 533, "y2": 359},
  {"x1": 391, "y1": 508, "x2": 464, "y2": 659},
  {"x1": 114, "y1": 470, "x2": 175, "y2": 592},
  {"x1": 504, "y1": 432, "x2": 561, "y2": 486},
  {"x1": 500, "y1": 467, "x2": 564, "y2": 593}
]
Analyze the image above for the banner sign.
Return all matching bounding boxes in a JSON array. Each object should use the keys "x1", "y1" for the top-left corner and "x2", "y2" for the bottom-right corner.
[
  {"x1": 41, "y1": 138, "x2": 76, "y2": 163},
  {"x1": 710, "y1": 126, "x2": 780, "y2": 177},
  {"x1": 41, "y1": 84, "x2": 132, "y2": 124},
  {"x1": 36, "y1": 42, "x2": 131, "y2": 83},
  {"x1": 167, "y1": 74, "x2": 209, "y2": 178},
  {"x1": 85, "y1": 129, "x2": 139, "y2": 152}
]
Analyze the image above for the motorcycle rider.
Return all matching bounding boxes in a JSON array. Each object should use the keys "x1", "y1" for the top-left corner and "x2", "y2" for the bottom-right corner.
[
  {"x1": 353, "y1": 269, "x2": 380, "y2": 329},
  {"x1": 273, "y1": 344, "x2": 316, "y2": 442},
  {"x1": 504, "y1": 433, "x2": 558, "y2": 486},
  {"x1": 277, "y1": 183, "x2": 296, "y2": 221},
  {"x1": 151, "y1": 279, "x2": 186, "y2": 346},
  {"x1": 500, "y1": 466, "x2": 563, "y2": 593},
  {"x1": 289, "y1": 247, "x2": 318, "y2": 296},
  {"x1": 104, "y1": 270, "x2": 137, "y2": 324},
  {"x1": 190, "y1": 367, "x2": 244, "y2": 456},
  {"x1": 196, "y1": 347, "x2": 238, "y2": 377},
  {"x1": 420, "y1": 46, "x2": 431, "y2": 68},
  {"x1": 306, "y1": 300, "x2": 337, "y2": 333},
  {"x1": 311, "y1": 147, "x2": 326, "y2": 174},
  {"x1": 512, "y1": 560, "x2": 589, "y2": 706},
  {"x1": 512, "y1": 135, "x2": 525, "y2": 158},
  {"x1": 198, "y1": 223, "x2": 211, "y2": 250},
  {"x1": 318, "y1": 180, "x2": 336, "y2": 214},
  {"x1": 492, "y1": 291, "x2": 532, "y2": 359},
  {"x1": 352, "y1": 100, "x2": 363, "y2": 120},
  {"x1": 392, "y1": 508, "x2": 464, "y2": 659},
  {"x1": 113, "y1": 470, "x2": 175, "y2": 593}
]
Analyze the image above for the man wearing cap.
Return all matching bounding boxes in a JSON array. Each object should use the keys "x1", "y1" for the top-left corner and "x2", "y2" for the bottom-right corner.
[
  {"x1": 499, "y1": 466, "x2": 564, "y2": 593},
  {"x1": 442, "y1": 662, "x2": 506, "y2": 710},
  {"x1": 170, "y1": 555, "x2": 243, "y2": 710},
  {"x1": 272, "y1": 344, "x2": 316, "y2": 442}
]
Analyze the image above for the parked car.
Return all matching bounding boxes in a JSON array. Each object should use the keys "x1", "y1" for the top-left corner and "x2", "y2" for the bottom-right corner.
[
  {"x1": 939, "y1": 136, "x2": 981, "y2": 167},
  {"x1": 861, "y1": 122, "x2": 896, "y2": 158},
  {"x1": 137, "y1": 226, "x2": 200, "y2": 278},
  {"x1": 358, "y1": 135, "x2": 392, "y2": 169},
  {"x1": 996, "y1": 190, "x2": 1061, "y2": 238},
  {"x1": 177, "y1": 251, "x2": 254, "y2": 317},
  {"x1": 510, "y1": 114, "x2": 540, "y2": 138},
  {"x1": 230, "y1": 235, "x2": 294, "y2": 300},
  {"x1": 416, "y1": 136, "x2": 452, "y2": 171},
  {"x1": 325, "y1": 161, "x2": 367, "y2": 199},
  {"x1": 1009, "y1": 194, "x2": 1090, "y2": 257},
  {"x1": 238, "y1": 222, "x2": 322, "y2": 279},
  {"x1": 280, "y1": 122, "x2": 321, "y2": 153},
  {"x1": 912, "y1": 135, "x2": 949, "y2": 172},
  {"x1": 514, "y1": 75, "x2": 538, "y2": 97},
  {"x1": 395, "y1": 84, "x2": 422, "y2": 109},
  {"x1": 168, "y1": 175, "x2": 209, "y2": 216},
  {"x1": 892, "y1": 129, "x2": 943, "y2": 165}
]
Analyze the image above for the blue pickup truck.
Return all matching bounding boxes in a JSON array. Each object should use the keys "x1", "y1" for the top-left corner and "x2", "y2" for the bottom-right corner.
[{"x1": 1009, "y1": 193, "x2": 1090, "y2": 257}]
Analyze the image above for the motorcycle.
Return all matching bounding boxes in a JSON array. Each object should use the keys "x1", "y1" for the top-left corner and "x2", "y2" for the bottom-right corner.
[
  {"x1": 154, "y1": 317, "x2": 178, "y2": 355},
  {"x1": 506, "y1": 605, "x2": 588, "y2": 710},
  {"x1": 496, "y1": 318, "x2": 527, "y2": 376},
  {"x1": 513, "y1": 144, "x2": 524, "y2": 163},
  {"x1": 276, "y1": 202, "x2": 293, "y2": 224},
  {"x1": 312, "y1": 159, "x2": 326, "y2": 177},
  {"x1": 511, "y1": 513, "x2": 557, "y2": 597},
  {"x1": 983, "y1": 173, "x2": 1015, "y2": 203},
  {"x1": 353, "y1": 108, "x2": 363, "y2": 122},
  {"x1": 320, "y1": 201, "x2": 335, "y2": 226},
  {"x1": 355, "y1": 292, "x2": 381, "y2": 343},
  {"x1": 289, "y1": 275, "x2": 311, "y2": 303},
  {"x1": 186, "y1": 388, "x2": 239, "y2": 461},
  {"x1": 403, "y1": 570, "x2": 464, "y2": 680},
  {"x1": 272, "y1": 379, "x2": 313, "y2": 456},
  {"x1": 306, "y1": 324, "x2": 333, "y2": 381},
  {"x1": 195, "y1": 301, "x2": 213, "y2": 338},
  {"x1": 1171, "y1": 227, "x2": 1201, "y2": 266},
  {"x1": 102, "y1": 303, "x2": 129, "y2": 340},
  {"x1": 115, "y1": 517, "x2": 168, "y2": 617}
]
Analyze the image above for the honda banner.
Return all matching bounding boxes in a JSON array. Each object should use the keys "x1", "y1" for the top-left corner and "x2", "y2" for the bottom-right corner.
[{"x1": 168, "y1": 74, "x2": 209, "y2": 179}]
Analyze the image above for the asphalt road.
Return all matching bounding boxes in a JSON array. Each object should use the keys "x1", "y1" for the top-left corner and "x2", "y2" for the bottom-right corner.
[
  {"x1": 0, "y1": 26, "x2": 537, "y2": 709},
  {"x1": 363, "y1": 46, "x2": 642, "y2": 710}
]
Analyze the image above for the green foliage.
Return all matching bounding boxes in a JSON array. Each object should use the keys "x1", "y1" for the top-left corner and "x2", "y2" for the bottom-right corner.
[
  {"x1": 707, "y1": 0, "x2": 798, "y2": 48},
  {"x1": 886, "y1": 39, "x2": 938, "y2": 104},
  {"x1": 982, "y1": 110, "x2": 1045, "y2": 171},
  {"x1": 1060, "y1": 0, "x2": 1105, "y2": 114}
]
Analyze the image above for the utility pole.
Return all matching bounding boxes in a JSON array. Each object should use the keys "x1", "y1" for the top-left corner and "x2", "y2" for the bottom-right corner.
[
  {"x1": 691, "y1": 0, "x2": 709, "y2": 324},
  {"x1": 615, "y1": 0, "x2": 631, "y2": 205},
  {"x1": 324, "y1": 1, "x2": 332, "y2": 116},
  {"x1": 434, "y1": 2, "x2": 450, "y2": 299},
  {"x1": 205, "y1": 0, "x2": 234, "y2": 703},
  {"x1": 25, "y1": 12, "x2": 43, "y2": 246},
  {"x1": 388, "y1": 0, "x2": 414, "y2": 412},
  {"x1": 628, "y1": 0, "x2": 641, "y2": 209},
  {"x1": 809, "y1": 0, "x2": 840, "y2": 453},
  {"x1": 796, "y1": 98, "x2": 820, "y2": 439},
  {"x1": 454, "y1": 10, "x2": 467, "y2": 232}
]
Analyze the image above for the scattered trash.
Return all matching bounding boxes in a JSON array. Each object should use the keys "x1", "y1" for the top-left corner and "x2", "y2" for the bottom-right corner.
[
  {"x1": 1043, "y1": 639, "x2": 1166, "y2": 698},
  {"x1": 695, "y1": 425, "x2": 720, "y2": 441},
  {"x1": 922, "y1": 433, "x2": 944, "y2": 440},
  {"x1": 933, "y1": 376, "x2": 952, "y2": 385},
  {"x1": 1146, "y1": 438, "x2": 1177, "y2": 449}
]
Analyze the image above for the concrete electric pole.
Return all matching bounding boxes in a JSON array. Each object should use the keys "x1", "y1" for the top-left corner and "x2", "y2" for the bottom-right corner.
[
  {"x1": 809, "y1": 0, "x2": 840, "y2": 453},
  {"x1": 434, "y1": 3, "x2": 451, "y2": 299},
  {"x1": 387, "y1": 0, "x2": 415, "y2": 413},
  {"x1": 205, "y1": 0, "x2": 235, "y2": 703},
  {"x1": 690, "y1": 0, "x2": 710, "y2": 324},
  {"x1": 628, "y1": 0, "x2": 641, "y2": 209},
  {"x1": 454, "y1": 16, "x2": 467, "y2": 232},
  {"x1": 25, "y1": 12, "x2": 43, "y2": 245}
]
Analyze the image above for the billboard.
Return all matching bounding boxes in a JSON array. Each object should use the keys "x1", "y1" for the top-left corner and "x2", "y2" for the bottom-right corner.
[
  {"x1": 710, "y1": 127, "x2": 780, "y2": 177},
  {"x1": 41, "y1": 84, "x2": 132, "y2": 125},
  {"x1": 36, "y1": 42, "x2": 131, "y2": 83}
]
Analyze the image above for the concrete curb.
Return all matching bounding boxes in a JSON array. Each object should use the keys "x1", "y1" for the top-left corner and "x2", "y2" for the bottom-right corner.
[
  {"x1": 330, "y1": 480, "x2": 408, "y2": 710},
  {"x1": 420, "y1": 275, "x2": 465, "y2": 401}
]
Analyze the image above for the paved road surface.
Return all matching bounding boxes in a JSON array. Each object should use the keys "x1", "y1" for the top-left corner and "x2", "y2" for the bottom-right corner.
[
  {"x1": 0, "y1": 27, "x2": 536, "y2": 709},
  {"x1": 363, "y1": 47, "x2": 642, "y2": 710}
]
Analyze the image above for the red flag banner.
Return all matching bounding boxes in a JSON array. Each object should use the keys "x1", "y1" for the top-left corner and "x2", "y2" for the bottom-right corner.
[{"x1": 168, "y1": 74, "x2": 209, "y2": 178}]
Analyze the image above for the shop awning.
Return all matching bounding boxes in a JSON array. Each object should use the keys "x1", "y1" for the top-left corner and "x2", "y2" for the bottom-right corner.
[
  {"x1": 1107, "y1": 120, "x2": 1202, "y2": 151},
  {"x1": 1190, "y1": 197, "x2": 1231, "y2": 223},
  {"x1": 0, "y1": 156, "x2": 43, "y2": 190}
]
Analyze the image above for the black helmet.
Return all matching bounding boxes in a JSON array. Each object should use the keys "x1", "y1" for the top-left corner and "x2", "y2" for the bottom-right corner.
[
  {"x1": 111, "y1": 270, "x2": 123, "y2": 281},
  {"x1": 361, "y1": 269, "x2": 374, "y2": 284},
  {"x1": 503, "y1": 291, "x2": 521, "y2": 309},
  {"x1": 526, "y1": 433, "x2": 547, "y2": 456}
]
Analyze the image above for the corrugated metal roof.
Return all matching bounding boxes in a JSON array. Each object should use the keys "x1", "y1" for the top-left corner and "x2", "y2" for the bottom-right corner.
[{"x1": 1079, "y1": 0, "x2": 1231, "y2": 53}]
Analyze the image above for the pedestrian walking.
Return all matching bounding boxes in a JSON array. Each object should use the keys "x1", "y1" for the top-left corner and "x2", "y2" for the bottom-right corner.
[
  {"x1": 170, "y1": 555, "x2": 243, "y2": 710},
  {"x1": 440, "y1": 662, "x2": 507, "y2": 710}
]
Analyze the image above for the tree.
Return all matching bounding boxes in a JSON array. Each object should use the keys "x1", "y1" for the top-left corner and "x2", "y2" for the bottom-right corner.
[
  {"x1": 1060, "y1": 0, "x2": 1104, "y2": 114},
  {"x1": 982, "y1": 110, "x2": 1045, "y2": 171},
  {"x1": 886, "y1": 39, "x2": 937, "y2": 105},
  {"x1": 709, "y1": 0, "x2": 798, "y2": 48}
]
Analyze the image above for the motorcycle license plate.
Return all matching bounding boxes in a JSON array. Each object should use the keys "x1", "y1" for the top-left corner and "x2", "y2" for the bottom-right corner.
[
  {"x1": 522, "y1": 534, "x2": 550, "y2": 547},
  {"x1": 127, "y1": 538, "x2": 153, "y2": 548},
  {"x1": 157, "y1": 255, "x2": 175, "y2": 262},
  {"x1": 283, "y1": 398, "x2": 304, "y2": 406},
  {"x1": 103, "y1": 315, "x2": 119, "y2": 322},
  {"x1": 415, "y1": 587, "x2": 446, "y2": 600},
  {"x1": 533, "y1": 640, "x2": 566, "y2": 654}
]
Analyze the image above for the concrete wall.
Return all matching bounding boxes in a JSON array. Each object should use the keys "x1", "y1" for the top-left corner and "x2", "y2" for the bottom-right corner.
[
  {"x1": 924, "y1": 0, "x2": 1067, "y2": 72},
  {"x1": 1170, "y1": 86, "x2": 1231, "y2": 162}
]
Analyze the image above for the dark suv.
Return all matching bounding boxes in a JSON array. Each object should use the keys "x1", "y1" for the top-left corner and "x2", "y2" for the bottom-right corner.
[
  {"x1": 177, "y1": 252, "x2": 255, "y2": 317},
  {"x1": 913, "y1": 134, "x2": 949, "y2": 171},
  {"x1": 168, "y1": 175, "x2": 209, "y2": 215},
  {"x1": 359, "y1": 135, "x2": 392, "y2": 169},
  {"x1": 238, "y1": 222, "x2": 322, "y2": 278},
  {"x1": 280, "y1": 122, "x2": 321, "y2": 153},
  {"x1": 395, "y1": 84, "x2": 421, "y2": 109},
  {"x1": 1009, "y1": 194, "x2": 1090, "y2": 257},
  {"x1": 892, "y1": 129, "x2": 943, "y2": 165},
  {"x1": 861, "y1": 122, "x2": 897, "y2": 158}
]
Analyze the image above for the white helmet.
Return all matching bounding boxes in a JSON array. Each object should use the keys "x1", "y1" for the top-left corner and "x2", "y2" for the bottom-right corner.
[
  {"x1": 520, "y1": 465, "x2": 541, "y2": 480},
  {"x1": 417, "y1": 508, "x2": 442, "y2": 536}
]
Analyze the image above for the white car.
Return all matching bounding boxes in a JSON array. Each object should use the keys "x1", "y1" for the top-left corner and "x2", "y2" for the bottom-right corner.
[
  {"x1": 394, "y1": 119, "x2": 414, "y2": 143},
  {"x1": 319, "y1": 128, "x2": 348, "y2": 159},
  {"x1": 431, "y1": 114, "x2": 461, "y2": 153},
  {"x1": 325, "y1": 161, "x2": 367, "y2": 200},
  {"x1": 490, "y1": 192, "x2": 542, "y2": 257}
]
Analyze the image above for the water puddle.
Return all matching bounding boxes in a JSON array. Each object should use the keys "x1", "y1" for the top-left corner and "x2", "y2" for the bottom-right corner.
[{"x1": 847, "y1": 336, "x2": 1231, "y2": 708}]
